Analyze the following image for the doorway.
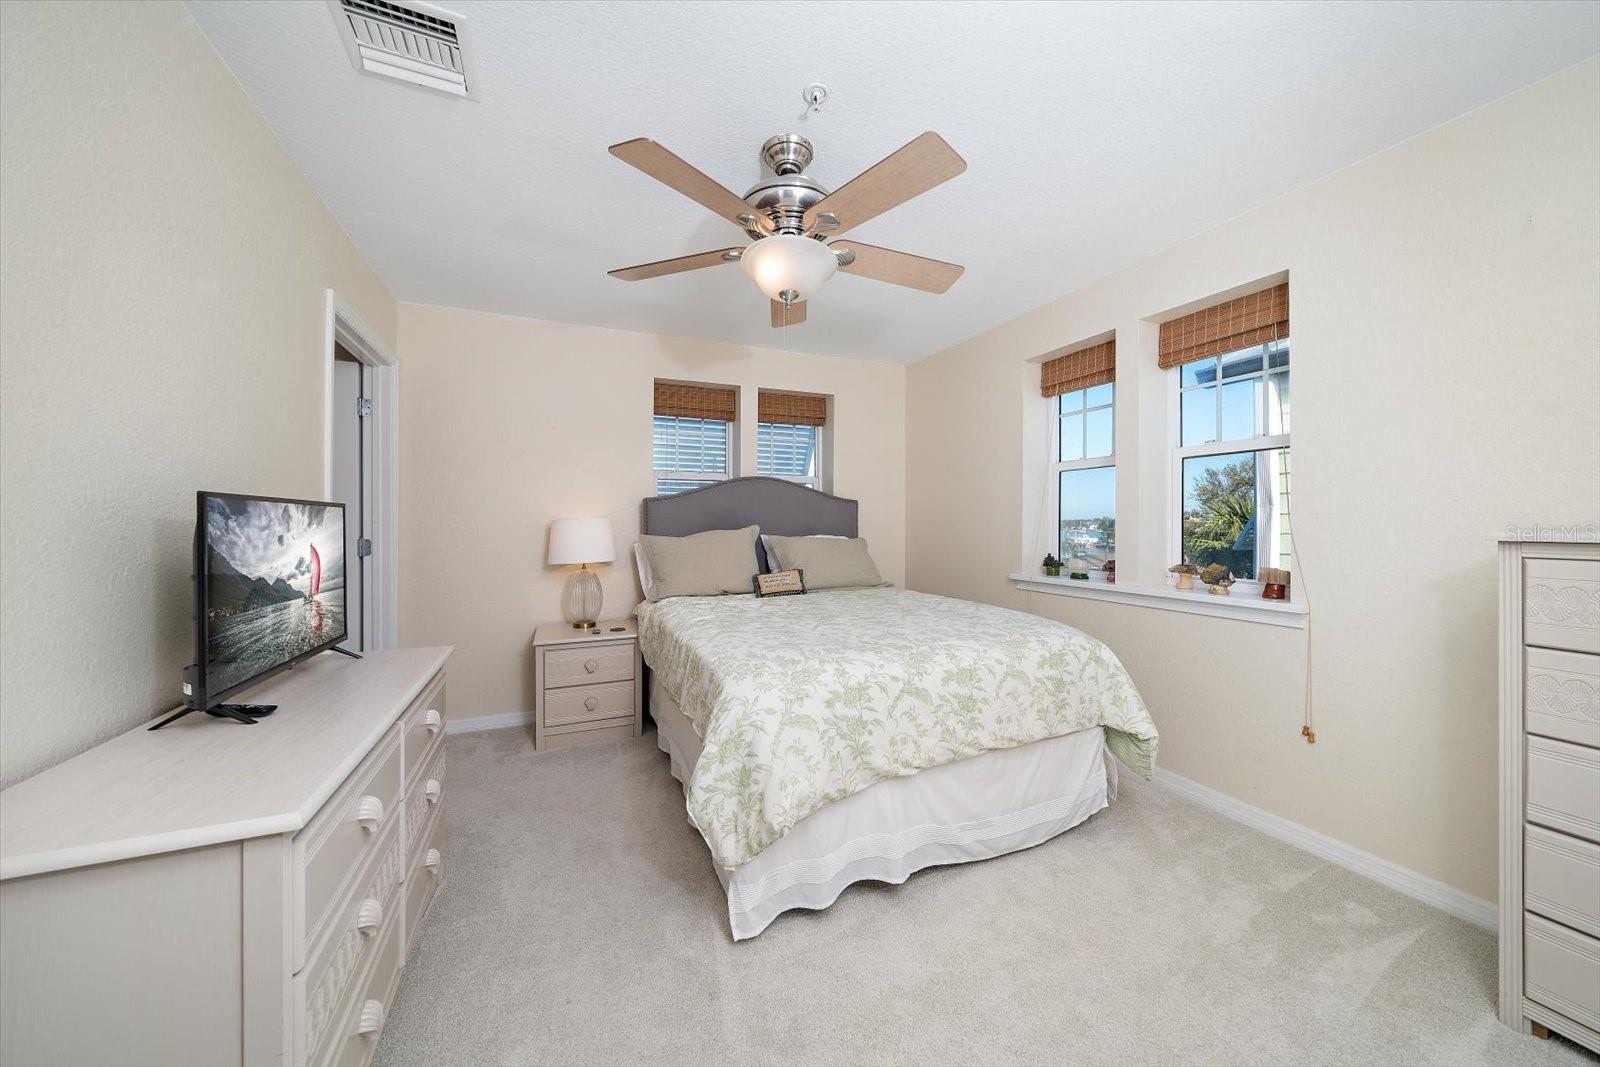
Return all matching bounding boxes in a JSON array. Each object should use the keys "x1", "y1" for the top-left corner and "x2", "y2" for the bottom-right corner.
[{"x1": 323, "y1": 292, "x2": 398, "y2": 651}]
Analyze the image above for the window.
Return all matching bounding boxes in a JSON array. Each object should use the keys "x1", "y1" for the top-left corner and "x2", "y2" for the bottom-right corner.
[
  {"x1": 755, "y1": 390, "x2": 828, "y2": 489},
  {"x1": 652, "y1": 415, "x2": 730, "y2": 495},
  {"x1": 1175, "y1": 338, "x2": 1290, "y2": 581},
  {"x1": 757, "y1": 421, "x2": 820, "y2": 487},
  {"x1": 1054, "y1": 383, "x2": 1115, "y2": 568}
]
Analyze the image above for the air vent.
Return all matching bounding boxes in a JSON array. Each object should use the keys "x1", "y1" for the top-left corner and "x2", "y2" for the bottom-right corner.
[{"x1": 329, "y1": 0, "x2": 476, "y2": 98}]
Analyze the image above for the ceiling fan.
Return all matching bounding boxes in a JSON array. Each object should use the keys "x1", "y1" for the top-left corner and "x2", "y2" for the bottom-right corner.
[{"x1": 607, "y1": 131, "x2": 967, "y2": 327}]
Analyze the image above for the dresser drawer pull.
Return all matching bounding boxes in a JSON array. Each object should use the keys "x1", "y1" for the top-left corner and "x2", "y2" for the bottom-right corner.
[
  {"x1": 584, "y1": 696, "x2": 599, "y2": 712},
  {"x1": 424, "y1": 848, "x2": 442, "y2": 874},
  {"x1": 424, "y1": 779, "x2": 441, "y2": 805},
  {"x1": 355, "y1": 898, "x2": 383, "y2": 936},
  {"x1": 423, "y1": 709, "x2": 443, "y2": 734},
  {"x1": 356, "y1": 796, "x2": 386, "y2": 832},
  {"x1": 583, "y1": 659, "x2": 598, "y2": 674},
  {"x1": 357, "y1": 999, "x2": 386, "y2": 1037}
]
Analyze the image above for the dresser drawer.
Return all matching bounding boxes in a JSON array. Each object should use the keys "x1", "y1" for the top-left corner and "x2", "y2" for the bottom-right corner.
[
  {"x1": 320, "y1": 904, "x2": 405, "y2": 1067},
  {"x1": 405, "y1": 806, "x2": 446, "y2": 953},
  {"x1": 1526, "y1": 913, "x2": 1600, "y2": 1033},
  {"x1": 1526, "y1": 646, "x2": 1600, "y2": 749},
  {"x1": 545, "y1": 679, "x2": 634, "y2": 727},
  {"x1": 1526, "y1": 825, "x2": 1600, "y2": 938},
  {"x1": 1527, "y1": 735, "x2": 1600, "y2": 844},
  {"x1": 405, "y1": 744, "x2": 445, "y2": 866},
  {"x1": 1526, "y1": 558, "x2": 1600, "y2": 655},
  {"x1": 296, "y1": 816, "x2": 406, "y2": 1063},
  {"x1": 296, "y1": 727, "x2": 405, "y2": 964},
  {"x1": 400, "y1": 672, "x2": 446, "y2": 788},
  {"x1": 543, "y1": 641, "x2": 633, "y2": 689}
]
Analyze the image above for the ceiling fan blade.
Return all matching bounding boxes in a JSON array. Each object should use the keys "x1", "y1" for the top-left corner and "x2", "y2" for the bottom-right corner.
[
  {"x1": 804, "y1": 132, "x2": 966, "y2": 235},
  {"x1": 609, "y1": 138, "x2": 768, "y2": 233},
  {"x1": 770, "y1": 299, "x2": 807, "y2": 327},
  {"x1": 832, "y1": 241, "x2": 964, "y2": 294},
  {"x1": 608, "y1": 247, "x2": 743, "y2": 281}
]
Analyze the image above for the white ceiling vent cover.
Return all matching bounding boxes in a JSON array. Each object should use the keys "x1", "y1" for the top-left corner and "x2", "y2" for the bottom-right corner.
[{"x1": 329, "y1": 0, "x2": 476, "y2": 98}]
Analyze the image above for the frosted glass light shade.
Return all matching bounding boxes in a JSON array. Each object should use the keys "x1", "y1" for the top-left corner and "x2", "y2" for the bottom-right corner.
[
  {"x1": 741, "y1": 234, "x2": 837, "y2": 302},
  {"x1": 548, "y1": 517, "x2": 615, "y2": 565}
]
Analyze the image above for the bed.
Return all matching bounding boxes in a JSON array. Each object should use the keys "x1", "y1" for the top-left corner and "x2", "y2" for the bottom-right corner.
[{"x1": 636, "y1": 477, "x2": 1158, "y2": 939}]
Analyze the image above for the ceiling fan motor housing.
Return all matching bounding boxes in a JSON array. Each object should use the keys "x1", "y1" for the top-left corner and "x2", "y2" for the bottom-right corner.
[{"x1": 744, "y1": 134, "x2": 829, "y2": 238}]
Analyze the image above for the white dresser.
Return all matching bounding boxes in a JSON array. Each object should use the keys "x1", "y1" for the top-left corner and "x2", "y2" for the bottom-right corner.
[
  {"x1": 1498, "y1": 539, "x2": 1599, "y2": 1052},
  {"x1": 0, "y1": 646, "x2": 452, "y2": 1067}
]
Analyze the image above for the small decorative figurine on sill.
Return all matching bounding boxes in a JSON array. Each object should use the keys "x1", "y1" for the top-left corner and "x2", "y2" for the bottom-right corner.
[
  {"x1": 1067, "y1": 557, "x2": 1091, "y2": 580},
  {"x1": 1041, "y1": 553, "x2": 1062, "y2": 577},
  {"x1": 1169, "y1": 562, "x2": 1199, "y2": 590},
  {"x1": 1260, "y1": 567, "x2": 1290, "y2": 600},
  {"x1": 1200, "y1": 563, "x2": 1234, "y2": 595},
  {"x1": 1104, "y1": 559, "x2": 1116, "y2": 584}
]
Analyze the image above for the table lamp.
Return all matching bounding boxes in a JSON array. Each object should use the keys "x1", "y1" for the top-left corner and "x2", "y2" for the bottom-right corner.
[{"x1": 548, "y1": 517, "x2": 615, "y2": 628}]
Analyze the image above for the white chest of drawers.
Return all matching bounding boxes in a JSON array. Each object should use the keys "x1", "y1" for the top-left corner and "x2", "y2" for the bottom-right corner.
[
  {"x1": 1499, "y1": 539, "x2": 1600, "y2": 1052},
  {"x1": 0, "y1": 646, "x2": 451, "y2": 1067}
]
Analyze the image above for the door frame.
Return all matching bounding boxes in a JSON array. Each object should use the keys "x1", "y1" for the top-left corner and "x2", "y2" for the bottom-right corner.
[{"x1": 322, "y1": 291, "x2": 399, "y2": 650}]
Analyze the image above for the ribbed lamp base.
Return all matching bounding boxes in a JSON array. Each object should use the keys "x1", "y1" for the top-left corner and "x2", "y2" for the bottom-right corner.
[{"x1": 562, "y1": 566, "x2": 603, "y2": 628}]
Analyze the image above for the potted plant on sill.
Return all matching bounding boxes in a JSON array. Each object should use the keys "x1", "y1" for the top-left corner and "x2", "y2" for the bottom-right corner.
[{"x1": 1042, "y1": 553, "x2": 1062, "y2": 577}]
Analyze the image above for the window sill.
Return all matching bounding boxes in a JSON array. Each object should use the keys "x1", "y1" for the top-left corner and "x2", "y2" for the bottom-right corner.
[{"x1": 1008, "y1": 572, "x2": 1308, "y2": 629}]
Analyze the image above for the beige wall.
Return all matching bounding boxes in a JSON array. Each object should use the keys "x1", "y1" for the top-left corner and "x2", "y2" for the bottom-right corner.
[
  {"x1": 0, "y1": 2, "x2": 395, "y2": 786},
  {"x1": 907, "y1": 59, "x2": 1600, "y2": 902},
  {"x1": 396, "y1": 304, "x2": 906, "y2": 721}
]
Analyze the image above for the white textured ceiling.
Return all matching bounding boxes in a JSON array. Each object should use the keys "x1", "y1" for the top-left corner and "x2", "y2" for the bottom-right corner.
[{"x1": 188, "y1": 0, "x2": 1599, "y2": 363}]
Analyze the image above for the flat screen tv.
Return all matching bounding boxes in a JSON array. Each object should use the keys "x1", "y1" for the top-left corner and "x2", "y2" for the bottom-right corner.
[{"x1": 156, "y1": 492, "x2": 352, "y2": 729}]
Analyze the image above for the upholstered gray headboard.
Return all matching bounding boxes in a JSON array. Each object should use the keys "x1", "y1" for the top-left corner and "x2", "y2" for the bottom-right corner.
[{"x1": 640, "y1": 477, "x2": 858, "y2": 539}]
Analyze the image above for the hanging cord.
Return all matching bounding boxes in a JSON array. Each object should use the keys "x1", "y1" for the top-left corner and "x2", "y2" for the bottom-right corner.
[
  {"x1": 1287, "y1": 522, "x2": 1314, "y2": 743},
  {"x1": 1027, "y1": 390, "x2": 1053, "y2": 573}
]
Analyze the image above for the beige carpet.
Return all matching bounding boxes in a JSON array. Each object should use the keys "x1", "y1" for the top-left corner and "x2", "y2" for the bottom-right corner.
[{"x1": 376, "y1": 728, "x2": 1595, "y2": 1066}]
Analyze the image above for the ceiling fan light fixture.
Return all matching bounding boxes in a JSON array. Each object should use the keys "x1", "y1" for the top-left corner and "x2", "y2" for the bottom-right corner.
[{"x1": 741, "y1": 234, "x2": 837, "y2": 304}]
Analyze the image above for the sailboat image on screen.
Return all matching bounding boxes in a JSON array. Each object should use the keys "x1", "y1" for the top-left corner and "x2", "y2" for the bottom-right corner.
[{"x1": 150, "y1": 492, "x2": 362, "y2": 731}]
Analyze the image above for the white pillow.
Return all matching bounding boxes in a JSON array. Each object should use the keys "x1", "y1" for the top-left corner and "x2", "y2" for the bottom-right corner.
[
  {"x1": 759, "y1": 533, "x2": 843, "y2": 572},
  {"x1": 633, "y1": 542, "x2": 653, "y2": 600}
]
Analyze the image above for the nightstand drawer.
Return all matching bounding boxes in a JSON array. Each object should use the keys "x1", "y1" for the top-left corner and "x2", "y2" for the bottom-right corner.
[
  {"x1": 545, "y1": 680, "x2": 634, "y2": 727},
  {"x1": 544, "y1": 642, "x2": 634, "y2": 688}
]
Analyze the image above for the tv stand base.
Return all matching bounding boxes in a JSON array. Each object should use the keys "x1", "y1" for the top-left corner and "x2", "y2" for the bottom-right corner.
[{"x1": 147, "y1": 703, "x2": 278, "y2": 730}]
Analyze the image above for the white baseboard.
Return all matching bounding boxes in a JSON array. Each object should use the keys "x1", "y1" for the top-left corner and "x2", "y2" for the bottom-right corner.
[
  {"x1": 1150, "y1": 767, "x2": 1497, "y2": 931},
  {"x1": 446, "y1": 711, "x2": 534, "y2": 736}
]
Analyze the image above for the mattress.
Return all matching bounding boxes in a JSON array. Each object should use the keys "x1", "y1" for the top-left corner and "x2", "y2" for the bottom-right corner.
[
  {"x1": 652, "y1": 676, "x2": 1114, "y2": 940},
  {"x1": 636, "y1": 587, "x2": 1156, "y2": 871}
]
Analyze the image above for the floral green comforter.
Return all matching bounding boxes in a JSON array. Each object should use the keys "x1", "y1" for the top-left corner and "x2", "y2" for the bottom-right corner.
[{"x1": 637, "y1": 587, "x2": 1158, "y2": 869}]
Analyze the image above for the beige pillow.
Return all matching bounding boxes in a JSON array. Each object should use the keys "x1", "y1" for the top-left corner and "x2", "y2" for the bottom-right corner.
[
  {"x1": 638, "y1": 525, "x2": 761, "y2": 601},
  {"x1": 764, "y1": 535, "x2": 887, "y2": 591}
]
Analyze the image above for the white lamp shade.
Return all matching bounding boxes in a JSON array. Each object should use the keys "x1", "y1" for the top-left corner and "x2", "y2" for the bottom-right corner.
[
  {"x1": 741, "y1": 234, "x2": 838, "y2": 303},
  {"x1": 547, "y1": 517, "x2": 615, "y2": 566}
]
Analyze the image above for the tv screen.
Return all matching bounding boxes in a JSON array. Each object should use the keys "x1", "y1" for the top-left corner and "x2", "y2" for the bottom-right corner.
[{"x1": 196, "y1": 492, "x2": 347, "y2": 706}]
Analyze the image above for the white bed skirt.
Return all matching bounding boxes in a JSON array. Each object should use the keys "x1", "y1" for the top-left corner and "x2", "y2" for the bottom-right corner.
[{"x1": 651, "y1": 677, "x2": 1115, "y2": 940}]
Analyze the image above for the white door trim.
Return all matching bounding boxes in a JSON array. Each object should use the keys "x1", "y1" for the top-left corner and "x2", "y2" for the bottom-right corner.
[{"x1": 322, "y1": 291, "x2": 399, "y2": 651}]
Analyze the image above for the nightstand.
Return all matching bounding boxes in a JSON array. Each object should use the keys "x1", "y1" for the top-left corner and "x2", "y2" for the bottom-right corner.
[{"x1": 531, "y1": 619, "x2": 642, "y2": 751}]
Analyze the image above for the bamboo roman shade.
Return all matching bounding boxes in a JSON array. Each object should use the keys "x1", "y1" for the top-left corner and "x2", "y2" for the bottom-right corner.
[
  {"x1": 1158, "y1": 283, "x2": 1289, "y2": 369},
  {"x1": 757, "y1": 391, "x2": 828, "y2": 426},
  {"x1": 654, "y1": 382, "x2": 736, "y2": 422},
  {"x1": 1040, "y1": 339, "x2": 1115, "y2": 398}
]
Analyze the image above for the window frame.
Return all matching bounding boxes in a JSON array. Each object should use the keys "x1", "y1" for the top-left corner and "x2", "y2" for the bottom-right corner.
[
  {"x1": 755, "y1": 420, "x2": 823, "y2": 489},
  {"x1": 1049, "y1": 383, "x2": 1116, "y2": 570},
  {"x1": 1168, "y1": 340, "x2": 1291, "y2": 593},
  {"x1": 651, "y1": 415, "x2": 734, "y2": 495}
]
